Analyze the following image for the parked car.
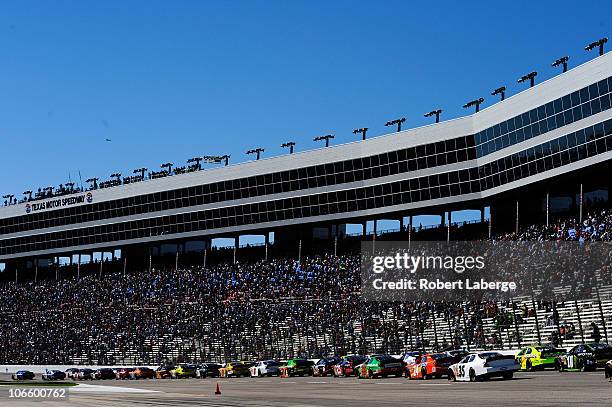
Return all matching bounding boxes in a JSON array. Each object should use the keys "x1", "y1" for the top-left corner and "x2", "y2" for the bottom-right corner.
[
  {"x1": 250, "y1": 360, "x2": 281, "y2": 377},
  {"x1": 219, "y1": 361, "x2": 250, "y2": 378},
  {"x1": 171, "y1": 364, "x2": 198, "y2": 379},
  {"x1": 333, "y1": 355, "x2": 368, "y2": 377},
  {"x1": 42, "y1": 369, "x2": 66, "y2": 381},
  {"x1": 116, "y1": 367, "x2": 135, "y2": 380},
  {"x1": 131, "y1": 367, "x2": 155, "y2": 379},
  {"x1": 64, "y1": 368, "x2": 80, "y2": 380},
  {"x1": 448, "y1": 352, "x2": 520, "y2": 381},
  {"x1": 94, "y1": 368, "x2": 116, "y2": 380},
  {"x1": 12, "y1": 370, "x2": 35, "y2": 380},
  {"x1": 312, "y1": 356, "x2": 342, "y2": 377},
  {"x1": 358, "y1": 355, "x2": 404, "y2": 379},
  {"x1": 196, "y1": 363, "x2": 222, "y2": 378},
  {"x1": 279, "y1": 359, "x2": 315, "y2": 377},
  {"x1": 76, "y1": 368, "x2": 95, "y2": 380},
  {"x1": 155, "y1": 365, "x2": 174, "y2": 379},
  {"x1": 406, "y1": 353, "x2": 454, "y2": 379}
]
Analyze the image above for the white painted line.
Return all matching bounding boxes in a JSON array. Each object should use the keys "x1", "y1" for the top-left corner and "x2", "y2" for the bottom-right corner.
[
  {"x1": 417, "y1": 383, "x2": 452, "y2": 386},
  {"x1": 72, "y1": 383, "x2": 160, "y2": 393},
  {"x1": 307, "y1": 381, "x2": 328, "y2": 384}
]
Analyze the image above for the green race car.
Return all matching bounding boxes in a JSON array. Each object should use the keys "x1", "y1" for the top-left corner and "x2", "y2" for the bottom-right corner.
[
  {"x1": 557, "y1": 343, "x2": 612, "y2": 372},
  {"x1": 279, "y1": 359, "x2": 314, "y2": 377},
  {"x1": 357, "y1": 355, "x2": 404, "y2": 379},
  {"x1": 515, "y1": 346, "x2": 565, "y2": 371}
]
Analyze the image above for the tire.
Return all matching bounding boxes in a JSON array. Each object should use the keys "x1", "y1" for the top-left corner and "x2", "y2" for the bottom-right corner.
[
  {"x1": 421, "y1": 368, "x2": 428, "y2": 380},
  {"x1": 502, "y1": 372, "x2": 513, "y2": 380},
  {"x1": 448, "y1": 371, "x2": 456, "y2": 382},
  {"x1": 469, "y1": 369, "x2": 476, "y2": 382},
  {"x1": 525, "y1": 360, "x2": 533, "y2": 372},
  {"x1": 407, "y1": 370, "x2": 412, "y2": 380}
]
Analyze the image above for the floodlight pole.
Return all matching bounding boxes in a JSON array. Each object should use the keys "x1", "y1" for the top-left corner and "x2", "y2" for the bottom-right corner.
[
  {"x1": 585, "y1": 37, "x2": 608, "y2": 56},
  {"x1": 385, "y1": 118, "x2": 406, "y2": 132},
  {"x1": 353, "y1": 127, "x2": 368, "y2": 140},
  {"x1": 281, "y1": 142, "x2": 296, "y2": 154},
  {"x1": 552, "y1": 56, "x2": 569, "y2": 73},
  {"x1": 463, "y1": 98, "x2": 484, "y2": 113},
  {"x1": 247, "y1": 148, "x2": 264, "y2": 160},
  {"x1": 424, "y1": 110, "x2": 442, "y2": 123},
  {"x1": 313, "y1": 135, "x2": 334, "y2": 147},
  {"x1": 491, "y1": 86, "x2": 506, "y2": 101},
  {"x1": 518, "y1": 71, "x2": 537, "y2": 88}
]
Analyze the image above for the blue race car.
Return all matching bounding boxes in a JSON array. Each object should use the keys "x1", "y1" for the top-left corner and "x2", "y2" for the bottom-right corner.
[{"x1": 12, "y1": 370, "x2": 35, "y2": 380}]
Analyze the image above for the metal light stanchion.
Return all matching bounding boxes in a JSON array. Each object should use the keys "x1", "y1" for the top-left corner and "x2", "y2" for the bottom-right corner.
[
  {"x1": 574, "y1": 300, "x2": 585, "y2": 343},
  {"x1": 531, "y1": 296, "x2": 542, "y2": 346},
  {"x1": 596, "y1": 288, "x2": 609, "y2": 343}
]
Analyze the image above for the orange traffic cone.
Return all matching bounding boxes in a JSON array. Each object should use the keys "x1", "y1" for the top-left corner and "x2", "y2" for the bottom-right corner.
[{"x1": 215, "y1": 382, "x2": 221, "y2": 395}]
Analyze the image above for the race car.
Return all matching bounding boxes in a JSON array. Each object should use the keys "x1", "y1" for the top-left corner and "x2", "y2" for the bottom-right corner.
[
  {"x1": 219, "y1": 361, "x2": 250, "y2": 378},
  {"x1": 312, "y1": 356, "x2": 342, "y2": 377},
  {"x1": 42, "y1": 369, "x2": 66, "y2": 381},
  {"x1": 76, "y1": 368, "x2": 95, "y2": 380},
  {"x1": 448, "y1": 352, "x2": 519, "y2": 382},
  {"x1": 171, "y1": 364, "x2": 198, "y2": 379},
  {"x1": 406, "y1": 353, "x2": 454, "y2": 379},
  {"x1": 64, "y1": 368, "x2": 80, "y2": 380},
  {"x1": 12, "y1": 370, "x2": 35, "y2": 380},
  {"x1": 116, "y1": 367, "x2": 135, "y2": 380},
  {"x1": 196, "y1": 362, "x2": 222, "y2": 378},
  {"x1": 556, "y1": 343, "x2": 612, "y2": 371},
  {"x1": 94, "y1": 368, "x2": 115, "y2": 380},
  {"x1": 132, "y1": 367, "x2": 155, "y2": 379},
  {"x1": 358, "y1": 355, "x2": 404, "y2": 379},
  {"x1": 333, "y1": 355, "x2": 368, "y2": 377},
  {"x1": 155, "y1": 365, "x2": 174, "y2": 379},
  {"x1": 401, "y1": 351, "x2": 422, "y2": 365},
  {"x1": 515, "y1": 346, "x2": 565, "y2": 371},
  {"x1": 279, "y1": 359, "x2": 315, "y2": 377},
  {"x1": 250, "y1": 360, "x2": 281, "y2": 377}
]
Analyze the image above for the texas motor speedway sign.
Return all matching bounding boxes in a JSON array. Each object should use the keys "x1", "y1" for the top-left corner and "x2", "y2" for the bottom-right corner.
[{"x1": 25, "y1": 192, "x2": 93, "y2": 214}]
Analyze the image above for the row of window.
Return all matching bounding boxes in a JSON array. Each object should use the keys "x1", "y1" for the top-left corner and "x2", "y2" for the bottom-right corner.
[
  {"x1": 2, "y1": 118, "x2": 611, "y2": 256},
  {"x1": 1, "y1": 78, "x2": 610, "y2": 236},
  {"x1": 475, "y1": 76, "x2": 612, "y2": 156},
  {"x1": 0, "y1": 135, "x2": 477, "y2": 235}
]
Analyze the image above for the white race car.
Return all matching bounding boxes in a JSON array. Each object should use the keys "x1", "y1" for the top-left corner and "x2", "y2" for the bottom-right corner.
[
  {"x1": 249, "y1": 360, "x2": 281, "y2": 377},
  {"x1": 448, "y1": 352, "x2": 519, "y2": 382}
]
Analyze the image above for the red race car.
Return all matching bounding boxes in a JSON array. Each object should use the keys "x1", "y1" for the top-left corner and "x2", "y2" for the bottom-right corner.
[
  {"x1": 406, "y1": 353, "x2": 454, "y2": 380},
  {"x1": 333, "y1": 355, "x2": 368, "y2": 377}
]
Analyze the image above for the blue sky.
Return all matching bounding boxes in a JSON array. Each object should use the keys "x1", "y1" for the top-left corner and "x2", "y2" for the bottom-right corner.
[{"x1": 0, "y1": 1, "x2": 609, "y2": 242}]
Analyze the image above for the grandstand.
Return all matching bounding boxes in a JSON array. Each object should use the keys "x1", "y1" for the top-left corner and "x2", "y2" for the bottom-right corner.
[{"x1": 0, "y1": 43, "x2": 612, "y2": 367}]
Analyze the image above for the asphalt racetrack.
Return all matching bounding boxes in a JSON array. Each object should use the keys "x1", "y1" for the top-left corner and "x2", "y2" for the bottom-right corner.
[{"x1": 2, "y1": 371, "x2": 612, "y2": 406}]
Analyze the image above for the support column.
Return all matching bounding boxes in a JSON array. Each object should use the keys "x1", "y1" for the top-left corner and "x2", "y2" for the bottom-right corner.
[
  {"x1": 546, "y1": 192, "x2": 550, "y2": 227},
  {"x1": 408, "y1": 215, "x2": 412, "y2": 247},
  {"x1": 233, "y1": 236, "x2": 239, "y2": 264},
  {"x1": 265, "y1": 233, "x2": 270, "y2": 261},
  {"x1": 298, "y1": 239, "x2": 302, "y2": 262},
  {"x1": 515, "y1": 200, "x2": 519, "y2": 234},
  {"x1": 488, "y1": 206, "x2": 493, "y2": 239},
  {"x1": 99, "y1": 256, "x2": 103, "y2": 279},
  {"x1": 579, "y1": 183, "x2": 583, "y2": 223},
  {"x1": 15, "y1": 268, "x2": 17, "y2": 284},
  {"x1": 447, "y1": 211, "x2": 451, "y2": 242},
  {"x1": 77, "y1": 255, "x2": 81, "y2": 280},
  {"x1": 440, "y1": 212, "x2": 445, "y2": 227},
  {"x1": 175, "y1": 250, "x2": 179, "y2": 271},
  {"x1": 480, "y1": 207, "x2": 485, "y2": 223},
  {"x1": 34, "y1": 260, "x2": 39, "y2": 284},
  {"x1": 203, "y1": 247, "x2": 207, "y2": 268},
  {"x1": 123, "y1": 256, "x2": 127, "y2": 276},
  {"x1": 399, "y1": 217, "x2": 404, "y2": 232},
  {"x1": 148, "y1": 248, "x2": 152, "y2": 273},
  {"x1": 362, "y1": 221, "x2": 367, "y2": 240}
]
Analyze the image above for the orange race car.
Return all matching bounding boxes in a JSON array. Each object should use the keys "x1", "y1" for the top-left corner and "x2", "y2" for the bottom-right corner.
[{"x1": 406, "y1": 353, "x2": 454, "y2": 379}]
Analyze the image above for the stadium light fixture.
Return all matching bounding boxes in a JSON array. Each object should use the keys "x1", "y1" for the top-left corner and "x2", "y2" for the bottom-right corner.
[
  {"x1": 424, "y1": 110, "x2": 442, "y2": 123},
  {"x1": 518, "y1": 71, "x2": 537, "y2": 88},
  {"x1": 2, "y1": 194, "x2": 14, "y2": 205},
  {"x1": 110, "y1": 173, "x2": 122, "y2": 181},
  {"x1": 86, "y1": 177, "x2": 99, "y2": 189},
  {"x1": 313, "y1": 134, "x2": 334, "y2": 147},
  {"x1": 551, "y1": 56, "x2": 569, "y2": 73},
  {"x1": 65, "y1": 182, "x2": 75, "y2": 192},
  {"x1": 281, "y1": 141, "x2": 296, "y2": 154},
  {"x1": 585, "y1": 37, "x2": 608, "y2": 56},
  {"x1": 219, "y1": 154, "x2": 230, "y2": 166},
  {"x1": 160, "y1": 162, "x2": 173, "y2": 174},
  {"x1": 246, "y1": 148, "x2": 264, "y2": 160},
  {"x1": 491, "y1": 86, "x2": 507, "y2": 101},
  {"x1": 463, "y1": 97, "x2": 484, "y2": 113},
  {"x1": 385, "y1": 117, "x2": 406, "y2": 132},
  {"x1": 353, "y1": 127, "x2": 368, "y2": 140},
  {"x1": 187, "y1": 157, "x2": 203, "y2": 171},
  {"x1": 133, "y1": 167, "x2": 148, "y2": 179},
  {"x1": 23, "y1": 190, "x2": 32, "y2": 201}
]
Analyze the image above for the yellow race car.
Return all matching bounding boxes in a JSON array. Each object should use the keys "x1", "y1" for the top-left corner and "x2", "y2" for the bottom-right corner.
[
  {"x1": 515, "y1": 346, "x2": 565, "y2": 371},
  {"x1": 170, "y1": 364, "x2": 198, "y2": 378}
]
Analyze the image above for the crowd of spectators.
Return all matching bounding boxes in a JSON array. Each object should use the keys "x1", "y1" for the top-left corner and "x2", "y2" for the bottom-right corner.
[{"x1": 0, "y1": 209, "x2": 611, "y2": 365}]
